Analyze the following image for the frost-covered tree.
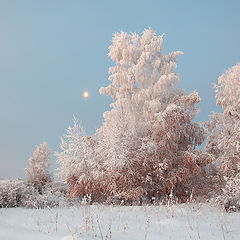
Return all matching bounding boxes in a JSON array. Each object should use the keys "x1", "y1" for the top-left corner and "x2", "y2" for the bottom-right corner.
[
  {"x1": 25, "y1": 142, "x2": 51, "y2": 191},
  {"x1": 206, "y1": 63, "x2": 240, "y2": 178},
  {"x1": 215, "y1": 63, "x2": 240, "y2": 118},
  {"x1": 97, "y1": 29, "x2": 211, "y2": 202},
  {"x1": 55, "y1": 118, "x2": 101, "y2": 200},
  {"x1": 206, "y1": 63, "x2": 240, "y2": 205}
]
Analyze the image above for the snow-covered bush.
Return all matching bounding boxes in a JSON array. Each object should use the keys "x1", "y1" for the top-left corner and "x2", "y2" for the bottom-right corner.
[
  {"x1": 0, "y1": 179, "x2": 68, "y2": 208},
  {"x1": 25, "y1": 142, "x2": 52, "y2": 192},
  {"x1": 216, "y1": 164, "x2": 240, "y2": 212},
  {"x1": 206, "y1": 63, "x2": 240, "y2": 209},
  {"x1": 0, "y1": 179, "x2": 25, "y2": 208},
  {"x1": 22, "y1": 182, "x2": 68, "y2": 208}
]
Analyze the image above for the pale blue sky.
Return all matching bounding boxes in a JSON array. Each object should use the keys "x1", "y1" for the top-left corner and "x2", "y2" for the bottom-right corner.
[{"x1": 0, "y1": 0, "x2": 239, "y2": 178}]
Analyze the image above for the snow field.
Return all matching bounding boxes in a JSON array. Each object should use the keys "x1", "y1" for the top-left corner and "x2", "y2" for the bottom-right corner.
[{"x1": 0, "y1": 203, "x2": 240, "y2": 240}]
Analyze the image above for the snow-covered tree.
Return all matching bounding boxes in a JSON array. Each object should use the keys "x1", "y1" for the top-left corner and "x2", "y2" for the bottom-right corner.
[
  {"x1": 215, "y1": 63, "x2": 240, "y2": 118},
  {"x1": 206, "y1": 63, "x2": 240, "y2": 205},
  {"x1": 206, "y1": 63, "x2": 240, "y2": 178},
  {"x1": 25, "y1": 141, "x2": 51, "y2": 191},
  {"x1": 55, "y1": 117, "x2": 102, "y2": 200},
  {"x1": 97, "y1": 29, "x2": 211, "y2": 202}
]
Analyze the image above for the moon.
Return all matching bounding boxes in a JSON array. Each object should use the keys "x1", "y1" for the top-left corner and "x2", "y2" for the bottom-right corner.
[{"x1": 83, "y1": 91, "x2": 89, "y2": 98}]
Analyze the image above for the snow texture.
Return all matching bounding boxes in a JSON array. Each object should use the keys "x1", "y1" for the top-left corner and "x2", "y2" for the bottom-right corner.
[{"x1": 0, "y1": 204, "x2": 240, "y2": 240}]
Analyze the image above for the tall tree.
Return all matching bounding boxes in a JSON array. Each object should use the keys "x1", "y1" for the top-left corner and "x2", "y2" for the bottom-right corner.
[
  {"x1": 206, "y1": 63, "x2": 240, "y2": 207},
  {"x1": 98, "y1": 29, "x2": 211, "y2": 202},
  {"x1": 206, "y1": 63, "x2": 240, "y2": 178}
]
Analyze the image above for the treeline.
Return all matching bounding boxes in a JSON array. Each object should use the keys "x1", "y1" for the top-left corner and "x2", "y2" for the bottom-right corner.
[{"x1": 1, "y1": 29, "x2": 239, "y2": 210}]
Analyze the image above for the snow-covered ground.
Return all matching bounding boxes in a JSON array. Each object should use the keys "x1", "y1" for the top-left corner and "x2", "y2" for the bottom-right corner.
[{"x1": 1, "y1": 203, "x2": 240, "y2": 240}]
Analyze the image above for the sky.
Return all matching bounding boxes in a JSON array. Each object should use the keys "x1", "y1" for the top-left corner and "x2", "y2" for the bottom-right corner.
[{"x1": 0, "y1": 0, "x2": 239, "y2": 179}]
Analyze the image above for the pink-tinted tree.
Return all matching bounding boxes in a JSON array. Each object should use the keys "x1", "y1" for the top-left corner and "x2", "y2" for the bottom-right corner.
[
  {"x1": 97, "y1": 29, "x2": 211, "y2": 202},
  {"x1": 55, "y1": 117, "x2": 105, "y2": 201},
  {"x1": 206, "y1": 63, "x2": 240, "y2": 207},
  {"x1": 206, "y1": 63, "x2": 240, "y2": 177},
  {"x1": 25, "y1": 142, "x2": 51, "y2": 191}
]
